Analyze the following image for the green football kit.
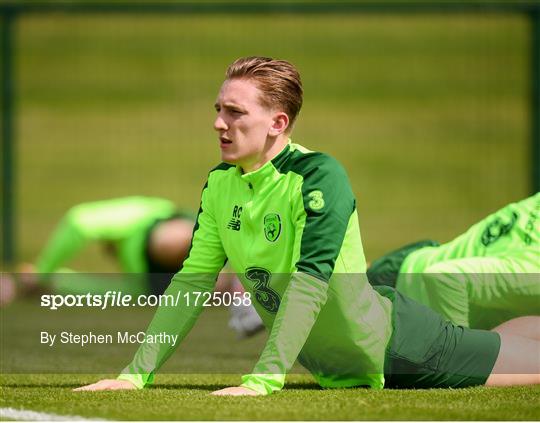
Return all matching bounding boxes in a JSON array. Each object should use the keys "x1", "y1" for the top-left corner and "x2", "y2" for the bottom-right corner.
[
  {"x1": 35, "y1": 196, "x2": 189, "y2": 295},
  {"x1": 118, "y1": 142, "x2": 500, "y2": 393},
  {"x1": 370, "y1": 194, "x2": 540, "y2": 329}
]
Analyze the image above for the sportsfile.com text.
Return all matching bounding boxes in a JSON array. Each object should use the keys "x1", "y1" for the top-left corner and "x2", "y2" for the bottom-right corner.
[{"x1": 40, "y1": 291, "x2": 252, "y2": 310}]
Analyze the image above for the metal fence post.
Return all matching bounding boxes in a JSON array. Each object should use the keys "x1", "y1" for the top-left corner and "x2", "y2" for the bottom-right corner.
[
  {"x1": 1, "y1": 9, "x2": 15, "y2": 267},
  {"x1": 532, "y1": 9, "x2": 540, "y2": 194}
]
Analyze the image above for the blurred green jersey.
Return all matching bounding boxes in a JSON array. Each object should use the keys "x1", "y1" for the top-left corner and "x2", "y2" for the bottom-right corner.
[{"x1": 397, "y1": 193, "x2": 540, "y2": 328}]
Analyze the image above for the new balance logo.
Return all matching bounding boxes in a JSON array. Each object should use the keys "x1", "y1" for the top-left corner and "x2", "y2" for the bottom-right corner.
[
  {"x1": 227, "y1": 219, "x2": 241, "y2": 231},
  {"x1": 227, "y1": 205, "x2": 243, "y2": 231}
]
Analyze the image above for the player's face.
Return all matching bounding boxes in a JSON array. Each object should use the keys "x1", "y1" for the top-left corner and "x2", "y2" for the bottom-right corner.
[{"x1": 213, "y1": 78, "x2": 278, "y2": 171}]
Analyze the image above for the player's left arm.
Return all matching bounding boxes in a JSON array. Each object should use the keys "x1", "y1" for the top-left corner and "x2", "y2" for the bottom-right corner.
[{"x1": 231, "y1": 154, "x2": 356, "y2": 396}]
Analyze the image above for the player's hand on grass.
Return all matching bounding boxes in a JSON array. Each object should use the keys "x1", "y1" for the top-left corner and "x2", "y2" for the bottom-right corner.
[
  {"x1": 73, "y1": 379, "x2": 137, "y2": 391},
  {"x1": 211, "y1": 386, "x2": 260, "y2": 396}
]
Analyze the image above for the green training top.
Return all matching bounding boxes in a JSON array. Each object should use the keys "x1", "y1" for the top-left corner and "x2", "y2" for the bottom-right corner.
[
  {"x1": 36, "y1": 196, "x2": 179, "y2": 274},
  {"x1": 118, "y1": 142, "x2": 393, "y2": 394},
  {"x1": 396, "y1": 193, "x2": 540, "y2": 328}
]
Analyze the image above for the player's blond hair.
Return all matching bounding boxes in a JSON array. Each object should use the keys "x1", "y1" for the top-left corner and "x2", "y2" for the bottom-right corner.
[{"x1": 225, "y1": 56, "x2": 303, "y2": 132}]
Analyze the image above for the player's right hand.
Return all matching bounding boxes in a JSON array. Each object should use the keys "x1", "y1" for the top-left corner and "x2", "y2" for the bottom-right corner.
[{"x1": 73, "y1": 379, "x2": 137, "y2": 391}]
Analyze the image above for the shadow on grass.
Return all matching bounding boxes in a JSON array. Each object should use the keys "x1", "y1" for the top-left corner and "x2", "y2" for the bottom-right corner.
[
  {"x1": 154, "y1": 384, "x2": 228, "y2": 391},
  {"x1": 154, "y1": 382, "x2": 324, "y2": 392},
  {"x1": 0, "y1": 382, "x2": 84, "y2": 389},
  {"x1": 1, "y1": 381, "x2": 326, "y2": 392}
]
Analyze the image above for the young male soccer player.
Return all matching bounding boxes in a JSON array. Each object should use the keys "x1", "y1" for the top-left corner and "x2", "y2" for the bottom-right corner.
[
  {"x1": 76, "y1": 57, "x2": 540, "y2": 395},
  {"x1": 368, "y1": 193, "x2": 540, "y2": 329}
]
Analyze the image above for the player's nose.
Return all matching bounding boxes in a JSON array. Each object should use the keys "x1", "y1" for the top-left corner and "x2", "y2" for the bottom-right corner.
[{"x1": 213, "y1": 114, "x2": 228, "y2": 132}]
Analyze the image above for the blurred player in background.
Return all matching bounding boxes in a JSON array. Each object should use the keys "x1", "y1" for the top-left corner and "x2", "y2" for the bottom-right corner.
[
  {"x1": 3, "y1": 196, "x2": 263, "y2": 338},
  {"x1": 368, "y1": 193, "x2": 540, "y2": 329},
  {"x1": 76, "y1": 57, "x2": 539, "y2": 395},
  {"x1": 19, "y1": 196, "x2": 192, "y2": 296}
]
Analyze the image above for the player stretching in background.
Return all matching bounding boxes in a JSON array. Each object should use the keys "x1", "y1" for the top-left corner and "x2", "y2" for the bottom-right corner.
[
  {"x1": 368, "y1": 193, "x2": 540, "y2": 329},
  {"x1": 76, "y1": 57, "x2": 539, "y2": 395},
  {"x1": 5, "y1": 196, "x2": 263, "y2": 338}
]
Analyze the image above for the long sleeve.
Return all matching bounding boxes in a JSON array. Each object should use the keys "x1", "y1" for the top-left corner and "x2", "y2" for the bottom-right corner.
[
  {"x1": 117, "y1": 272, "x2": 220, "y2": 388},
  {"x1": 36, "y1": 209, "x2": 95, "y2": 275},
  {"x1": 118, "y1": 182, "x2": 228, "y2": 388},
  {"x1": 241, "y1": 154, "x2": 356, "y2": 394},
  {"x1": 241, "y1": 272, "x2": 328, "y2": 394}
]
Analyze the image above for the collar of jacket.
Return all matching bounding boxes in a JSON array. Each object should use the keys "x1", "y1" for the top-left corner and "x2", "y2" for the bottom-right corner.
[{"x1": 236, "y1": 140, "x2": 292, "y2": 186}]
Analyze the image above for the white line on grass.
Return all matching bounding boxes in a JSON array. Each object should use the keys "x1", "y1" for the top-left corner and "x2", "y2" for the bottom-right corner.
[{"x1": 0, "y1": 407, "x2": 107, "y2": 421}]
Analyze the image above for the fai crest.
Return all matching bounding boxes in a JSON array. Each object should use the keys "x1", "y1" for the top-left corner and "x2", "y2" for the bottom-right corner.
[{"x1": 264, "y1": 213, "x2": 282, "y2": 242}]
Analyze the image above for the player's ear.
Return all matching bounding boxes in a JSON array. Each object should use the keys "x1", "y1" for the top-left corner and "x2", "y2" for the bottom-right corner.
[{"x1": 269, "y1": 112, "x2": 289, "y2": 136}]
